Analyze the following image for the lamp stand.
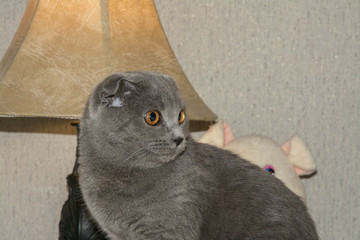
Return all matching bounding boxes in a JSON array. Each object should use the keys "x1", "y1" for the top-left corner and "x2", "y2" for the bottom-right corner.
[{"x1": 58, "y1": 123, "x2": 107, "y2": 240}]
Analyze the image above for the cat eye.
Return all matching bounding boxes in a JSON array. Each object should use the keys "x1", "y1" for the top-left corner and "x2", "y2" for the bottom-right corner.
[
  {"x1": 178, "y1": 110, "x2": 185, "y2": 124},
  {"x1": 144, "y1": 111, "x2": 160, "y2": 126},
  {"x1": 264, "y1": 165, "x2": 275, "y2": 176}
]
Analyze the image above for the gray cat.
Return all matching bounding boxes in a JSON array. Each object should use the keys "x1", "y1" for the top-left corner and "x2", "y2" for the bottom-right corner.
[{"x1": 78, "y1": 72, "x2": 318, "y2": 240}]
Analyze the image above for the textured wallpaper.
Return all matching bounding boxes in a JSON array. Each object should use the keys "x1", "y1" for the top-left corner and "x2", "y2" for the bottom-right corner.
[
  {"x1": 154, "y1": 2, "x2": 360, "y2": 239},
  {"x1": 1, "y1": 1, "x2": 359, "y2": 239}
]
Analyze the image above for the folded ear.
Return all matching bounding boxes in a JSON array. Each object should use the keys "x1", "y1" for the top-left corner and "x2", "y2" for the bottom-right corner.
[
  {"x1": 198, "y1": 121, "x2": 225, "y2": 148},
  {"x1": 282, "y1": 134, "x2": 317, "y2": 176},
  {"x1": 100, "y1": 74, "x2": 136, "y2": 107}
]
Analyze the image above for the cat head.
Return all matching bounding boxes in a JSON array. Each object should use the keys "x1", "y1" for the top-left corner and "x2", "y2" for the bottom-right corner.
[{"x1": 81, "y1": 72, "x2": 189, "y2": 169}]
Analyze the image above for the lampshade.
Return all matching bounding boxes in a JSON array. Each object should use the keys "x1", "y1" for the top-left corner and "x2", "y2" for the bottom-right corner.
[{"x1": 0, "y1": 0, "x2": 217, "y2": 122}]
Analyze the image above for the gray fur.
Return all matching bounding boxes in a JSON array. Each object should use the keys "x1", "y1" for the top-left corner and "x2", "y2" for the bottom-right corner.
[{"x1": 79, "y1": 71, "x2": 318, "y2": 240}]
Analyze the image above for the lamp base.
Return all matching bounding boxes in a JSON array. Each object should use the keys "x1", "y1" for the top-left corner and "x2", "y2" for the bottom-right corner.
[{"x1": 58, "y1": 123, "x2": 107, "y2": 240}]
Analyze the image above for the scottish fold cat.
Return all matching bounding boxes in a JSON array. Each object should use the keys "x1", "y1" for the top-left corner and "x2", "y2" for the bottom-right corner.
[{"x1": 78, "y1": 72, "x2": 318, "y2": 240}]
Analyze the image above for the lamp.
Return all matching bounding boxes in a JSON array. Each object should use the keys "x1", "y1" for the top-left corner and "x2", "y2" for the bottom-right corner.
[
  {"x1": 0, "y1": 0, "x2": 216, "y2": 122},
  {"x1": 0, "y1": 0, "x2": 217, "y2": 238}
]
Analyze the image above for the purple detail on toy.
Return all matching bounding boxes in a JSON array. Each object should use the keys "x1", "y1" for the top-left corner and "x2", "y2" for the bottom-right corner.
[{"x1": 264, "y1": 164, "x2": 275, "y2": 176}]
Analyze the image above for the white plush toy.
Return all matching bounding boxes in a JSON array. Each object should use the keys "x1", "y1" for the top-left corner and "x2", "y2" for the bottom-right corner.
[{"x1": 198, "y1": 121, "x2": 317, "y2": 202}]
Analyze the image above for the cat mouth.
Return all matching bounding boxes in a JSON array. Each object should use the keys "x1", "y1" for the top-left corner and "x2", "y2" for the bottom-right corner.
[{"x1": 147, "y1": 139, "x2": 186, "y2": 157}]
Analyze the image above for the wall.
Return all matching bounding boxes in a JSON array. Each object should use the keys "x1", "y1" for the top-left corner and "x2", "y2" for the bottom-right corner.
[{"x1": 1, "y1": 1, "x2": 359, "y2": 239}]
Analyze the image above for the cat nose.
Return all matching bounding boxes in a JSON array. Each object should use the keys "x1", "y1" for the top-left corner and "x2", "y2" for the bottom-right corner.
[{"x1": 172, "y1": 137, "x2": 184, "y2": 146}]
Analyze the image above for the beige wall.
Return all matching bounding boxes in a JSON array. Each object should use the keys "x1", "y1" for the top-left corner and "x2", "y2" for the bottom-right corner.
[{"x1": 1, "y1": 1, "x2": 359, "y2": 239}]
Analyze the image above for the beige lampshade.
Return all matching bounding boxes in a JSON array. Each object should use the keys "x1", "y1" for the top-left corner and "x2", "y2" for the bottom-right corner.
[{"x1": 0, "y1": 0, "x2": 217, "y2": 122}]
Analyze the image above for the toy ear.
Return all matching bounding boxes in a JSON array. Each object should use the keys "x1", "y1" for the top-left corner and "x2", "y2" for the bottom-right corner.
[
  {"x1": 282, "y1": 134, "x2": 317, "y2": 176},
  {"x1": 100, "y1": 74, "x2": 136, "y2": 107},
  {"x1": 198, "y1": 121, "x2": 225, "y2": 147},
  {"x1": 222, "y1": 121, "x2": 235, "y2": 145}
]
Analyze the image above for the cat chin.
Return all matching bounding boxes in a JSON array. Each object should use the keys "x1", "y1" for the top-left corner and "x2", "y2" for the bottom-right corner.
[
  {"x1": 153, "y1": 149, "x2": 185, "y2": 164},
  {"x1": 133, "y1": 146, "x2": 186, "y2": 169},
  {"x1": 129, "y1": 155, "x2": 174, "y2": 169},
  {"x1": 147, "y1": 140, "x2": 187, "y2": 159}
]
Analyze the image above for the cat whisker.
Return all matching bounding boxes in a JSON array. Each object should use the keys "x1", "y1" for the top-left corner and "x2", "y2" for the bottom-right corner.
[{"x1": 123, "y1": 147, "x2": 148, "y2": 164}]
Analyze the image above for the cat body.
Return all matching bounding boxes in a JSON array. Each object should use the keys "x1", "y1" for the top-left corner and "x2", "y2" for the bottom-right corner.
[{"x1": 79, "y1": 72, "x2": 318, "y2": 240}]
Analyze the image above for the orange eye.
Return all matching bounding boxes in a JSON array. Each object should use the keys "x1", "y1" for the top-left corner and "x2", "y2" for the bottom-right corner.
[
  {"x1": 178, "y1": 110, "x2": 185, "y2": 124},
  {"x1": 145, "y1": 111, "x2": 160, "y2": 126}
]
